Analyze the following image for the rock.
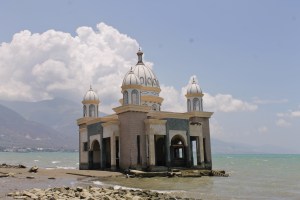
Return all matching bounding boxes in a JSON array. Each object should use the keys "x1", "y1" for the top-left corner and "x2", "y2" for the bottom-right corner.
[
  {"x1": 28, "y1": 166, "x2": 39, "y2": 173},
  {"x1": 26, "y1": 176, "x2": 35, "y2": 179},
  {"x1": 76, "y1": 186, "x2": 83, "y2": 192},
  {"x1": 48, "y1": 177, "x2": 56, "y2": 179},
  {"x1": 14, "y1": 196, "x2": 28, "y2": 199},
  {"x1": 132, "y1": 196, "x2": 142, "y2": 200},
  {"x1": 18, "y1": 164, "x2": 26, "y2": 168},
  {"x1": 0, "y1": 174, "x2": 9, "y2": 178},
  {"x1": 8, "y1": 172, "x2": 15, "y2": 177},
  {"x1": 7, "y1": 193, "x2": 14, "y2": 197}
]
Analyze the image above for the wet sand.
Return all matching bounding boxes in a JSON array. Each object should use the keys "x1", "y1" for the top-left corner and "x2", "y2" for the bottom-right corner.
[{"x1": 0, "y1": 167, "x2": 123, "y2": 198}]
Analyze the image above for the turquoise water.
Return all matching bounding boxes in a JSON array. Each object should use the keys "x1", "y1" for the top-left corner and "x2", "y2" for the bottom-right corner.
[
  {"x1": 1, "y1": 152, "x2": 299, "y2": 199},
  {"x1": 0, "y1": 152, "x2": 78, "y2": 169}
]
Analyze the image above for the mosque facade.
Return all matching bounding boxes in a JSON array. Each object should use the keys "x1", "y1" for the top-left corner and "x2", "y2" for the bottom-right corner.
[{"x1": 77, "y1": 50, "x2": 213, "y2": 171}]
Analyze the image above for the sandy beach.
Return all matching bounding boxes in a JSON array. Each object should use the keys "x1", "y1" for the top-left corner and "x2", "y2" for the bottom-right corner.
[
  {"x1": 0, "y1": 166, "x2": 123, "y2": 199},
  {"x1": 0, "y1": 166, "x2": 187, "y2": 199}
]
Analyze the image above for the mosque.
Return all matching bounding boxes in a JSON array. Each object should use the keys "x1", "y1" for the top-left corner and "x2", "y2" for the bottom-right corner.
[{"x1": 77, "y1": 49, "x2": 213, "y2": 171}]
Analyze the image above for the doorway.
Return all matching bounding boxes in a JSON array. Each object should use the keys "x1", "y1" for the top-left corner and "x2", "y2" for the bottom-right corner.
[{"x1": 155, "y1": 135, "x2": 166, "y2": 166}]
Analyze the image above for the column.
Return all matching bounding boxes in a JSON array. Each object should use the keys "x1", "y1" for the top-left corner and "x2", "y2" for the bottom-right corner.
[
  {"x1": 148, "y1": 134, "x2": 155, "y2": 166},
  {"x1": 110, "y1": 134, "x2": 116, "y2": 170}
]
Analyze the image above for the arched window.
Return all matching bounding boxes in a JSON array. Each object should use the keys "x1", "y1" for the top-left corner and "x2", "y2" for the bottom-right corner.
[
  {"x1": 83, "y1": 105, "x2": 87, "y2": 117},
  {"x1": 131, "y1": 90, "x2": 139, "y2": 105},
  {"x1": 187, "y1": 99, "x2": 191, "y2": 112},
  {"x1": 171, "y1": 136, "x2": 185, "y2": 159},
  {"x1": 193, "y1": 98, "x2": 200, "y2": 111},
  {"x1": 89, "y1": 104, "x2": 95, "y2": 117},
  {"x1": 123, "y1": 91, "x2": 129, "y2": 105},
  {"x1": 152, "y1": 104, "x2": 157, "y2": 111},
  {"x1": 140, "y1": 77, "x2": 144, "y2": 84}
]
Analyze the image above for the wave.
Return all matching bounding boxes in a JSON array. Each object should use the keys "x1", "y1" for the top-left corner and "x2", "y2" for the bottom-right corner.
[
  {"x1": 51, "y1": 161, "x2": 61, "y2": 164},
  {"x1": 56, "y1": 166, "x2": 76, "y2": 169}
]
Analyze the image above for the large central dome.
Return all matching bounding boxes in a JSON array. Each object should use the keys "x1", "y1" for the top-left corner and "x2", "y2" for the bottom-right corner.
[{"x1": 131, "y1": 49, "x2": 160, "y2": 88}]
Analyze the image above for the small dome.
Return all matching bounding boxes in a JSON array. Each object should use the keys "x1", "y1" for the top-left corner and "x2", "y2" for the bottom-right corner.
[
  {"x1": 187, "y1": 78, "x2": 202, "y2": 94},
  {"x1": 131, "y1": 49, "x2": 160, "y2": 88},
  {"x1": 83, "y1": 86, "x2": 99, "y2": 102},
  {"x1": 122, "y1": 68, "x2": 140, "y2": 86}
]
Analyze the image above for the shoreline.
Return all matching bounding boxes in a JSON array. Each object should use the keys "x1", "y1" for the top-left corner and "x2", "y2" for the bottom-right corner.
[{"x1": 0, "y1": 166, "x2": 193, "y2": 199}]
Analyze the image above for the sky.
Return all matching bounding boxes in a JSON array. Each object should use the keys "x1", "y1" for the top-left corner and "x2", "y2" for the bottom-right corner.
[{"x1": 0, "y1": 0, "x2": 300, "y2": 152}]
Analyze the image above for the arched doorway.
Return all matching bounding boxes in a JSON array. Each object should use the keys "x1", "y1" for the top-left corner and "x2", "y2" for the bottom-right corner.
[
  {"x1": 170, "y1": 135, "x2": 186, "y2": 167},
  {"x1": 89, "y1": 140, "x2": 100, "y2": 169}
]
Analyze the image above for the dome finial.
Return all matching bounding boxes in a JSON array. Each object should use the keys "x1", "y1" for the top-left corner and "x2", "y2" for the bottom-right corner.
[{"x1": 137, "y1": 48, "x2": 144, "y2": 64}]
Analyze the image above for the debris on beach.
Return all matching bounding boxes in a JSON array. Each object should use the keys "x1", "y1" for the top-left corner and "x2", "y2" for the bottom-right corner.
[
  {"x1": 7, "y1": 186, "x2": 192, "y2": 200},
  {"x1": 127, "y1": 169, "x2": 229, "y2": 178},
  {"x1": 0, "y1": 163, "x2": 26, "y2": 169},
  {"x1": 28, "y1": 166, "x2": 39, "y2": 173}
]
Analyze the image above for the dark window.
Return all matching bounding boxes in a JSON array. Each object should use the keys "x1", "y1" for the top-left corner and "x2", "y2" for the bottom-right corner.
[
  {"x1": 83, "y1": 142, "x2": 88, "y2": 151},
  {"x1": 137, "y1": 135, "x2": 141, "y2": 164}
]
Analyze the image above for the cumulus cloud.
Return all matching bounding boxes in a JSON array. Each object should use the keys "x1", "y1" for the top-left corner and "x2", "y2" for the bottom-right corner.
[
  {"x1": 0, "y1": 23, "x2": 142, "y2": 113},
  {"x1": 203, "y1": 93, "x2": 257, "y2": 112},
  {"x1": 276, "y1": 107, "x2": 300, "y2": 127},
  {"x1": 0, "y1": 23, "x2": 257, "y2": 114},
  {"x1": 160, "y1": 75, "x2": 257, "y2": 113},
  {"x1": 276, "y1": 119, "x2": 291, "y2": 127},
  {"x1": 252, "y1": 97, "x2": 288, "y2": 104},
  {"x1": 258, "y1": 126, "x2": 268, "y2": 133}
]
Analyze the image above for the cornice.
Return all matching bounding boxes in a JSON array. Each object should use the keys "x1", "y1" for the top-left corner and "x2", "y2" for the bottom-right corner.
[
  {"x1": 141, "y1": 86, "x2": 161, "y2": 93},
  {"x1": 185, "y1": 93, "x2": 204, "y2": 98},
  {"x1": 113, "y1": 104, "x2": 151, "y2": 114},
  {"x1": 141, "y1": 96, "x2": 164, "y2": 104},
  {"x1": 144, "y1": 119, "x2": 167, "y2": 125},
  {"x1": 147, "y1": 111, "x2": 213, "y2": 119},
  {"x1": 121, "y1": 84, "x2": 142, "y2": 91},
  {"x1": 82, "y1": 99, "x2": 100, "y2": 104}
]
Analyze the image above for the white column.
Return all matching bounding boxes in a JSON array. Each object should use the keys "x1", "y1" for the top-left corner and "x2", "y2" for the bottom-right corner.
[
  {"x1": 110, "y1": 134, "x2": 116, "y2": 169},
  {"x1": 149, "y1": 134, "x2": 155, "y2": 166}
]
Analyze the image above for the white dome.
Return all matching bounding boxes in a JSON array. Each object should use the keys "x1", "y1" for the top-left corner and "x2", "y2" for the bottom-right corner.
[
  {"x1": 187, "y1": 78, "x2": 202, "y2": 94},
  {"x1": 83, "y1": 86, "x2": 99, "y2": 102},
  {"x1": 131, "y1": 50, "x2": 160, "y2": 88},
  {"x1": 122, "y1": 68, "x2": 140, "y2": 86}
]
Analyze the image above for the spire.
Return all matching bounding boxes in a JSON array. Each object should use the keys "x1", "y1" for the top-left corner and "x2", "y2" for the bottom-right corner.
[
  {"x1": 90, "y1": 84, "x2": 93, "y2": 90},
  {"x1": 137, "y1": 48, "x2": 144, "y2": 64}
]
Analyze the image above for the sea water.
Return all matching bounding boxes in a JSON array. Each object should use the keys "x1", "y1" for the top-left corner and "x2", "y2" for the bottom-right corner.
[
  {"x1": 0, "y1": 152, "x2": 78, "y2": 169},
  {"x1": 0, "y1": 152, "x2": 299, "y2": 199}
]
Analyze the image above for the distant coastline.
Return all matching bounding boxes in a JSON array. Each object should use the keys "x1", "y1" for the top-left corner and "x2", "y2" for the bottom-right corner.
[{"x1": 0, "y1": 147, "x2": 77, "y2": 153}]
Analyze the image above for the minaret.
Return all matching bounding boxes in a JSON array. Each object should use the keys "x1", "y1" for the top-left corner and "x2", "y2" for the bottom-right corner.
[
  {"x1": 121, "y1": 67, "x2": 141, "y2": 105},
  {"x1": 137, "y1": 48, "x2": 144, "y2": 64},
  {"x1": 186, "y1": 77, "x2": 204, "y2": 112},
  {"x1": 82, "y1": 85, "x2": 100, "y2": 117}
]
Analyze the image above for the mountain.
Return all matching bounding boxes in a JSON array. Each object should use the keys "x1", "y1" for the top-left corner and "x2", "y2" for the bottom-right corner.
[
  {"x1": 0, "y1": 104, "x2": 73, "y2": 150},
  {"x1": 0, "y1": 98, "x2": 295, "y2": 153},
  {"x1": 0, "y1": 98, "x2": 108, "y2": 151},
  {"x1": 211, "y1": 138, "x2": 296, "y2": 154}
]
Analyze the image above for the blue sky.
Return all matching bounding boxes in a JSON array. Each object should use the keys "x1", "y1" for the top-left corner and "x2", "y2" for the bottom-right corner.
[{"x1": 1, "y1": 0, "x2": 300, "y2": 152}]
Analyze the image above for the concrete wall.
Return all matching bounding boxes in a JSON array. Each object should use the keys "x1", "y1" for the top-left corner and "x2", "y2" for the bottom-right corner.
[{"x1": 118, "y1": 111, "x2": 148, "y2": 169}]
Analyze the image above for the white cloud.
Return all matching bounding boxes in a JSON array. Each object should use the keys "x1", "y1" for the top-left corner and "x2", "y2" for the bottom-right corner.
[
  {"x1": 203, "y1": 93, "x2": 258, "y2": 112},
  {"x1": 160, "y1": 85, "x2": 186, "y2": 112},
  {"x1": 258, "y1": 126, "x2": 268, "y2": 133},
  {"x1": 291, "y1": 111, "x2": 300, "y2": 117},
  {"x1": 0, "y1": 23, "x2": 141, "y2": 113},
  {"x1": 160, "y1": 75, "x2": 257, "y2": 113},
  {"x1": 276, "y1": 119, "x2": 291, "y2": 127},
  {"x1": 276, "y1": 108, "x2": 300, "y2": 127},
  {"x1": 0, "y1": 24, "x2": 257, "y2": 115},
  {"x1": 252, "y1": 97, "x2": 288, "y2": 104}
]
